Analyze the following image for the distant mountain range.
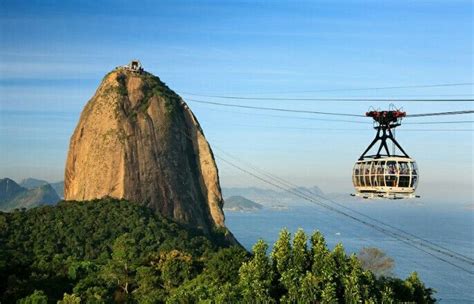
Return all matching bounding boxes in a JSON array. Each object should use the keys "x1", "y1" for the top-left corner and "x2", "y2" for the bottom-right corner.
[
  {"x1": 223, "y1": 195, "x2": 263, "y2": 211},
  {"x1": 0, "y1": 178, "x2": 328, "y2": 212},
  {"x1": 0, "y1": 178, "x2": 61, "y2": 212}
]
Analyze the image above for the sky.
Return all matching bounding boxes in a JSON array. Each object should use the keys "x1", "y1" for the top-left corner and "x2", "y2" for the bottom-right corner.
[{"x1": 0, "y1": 0, "x2": 472, "y2": 203}]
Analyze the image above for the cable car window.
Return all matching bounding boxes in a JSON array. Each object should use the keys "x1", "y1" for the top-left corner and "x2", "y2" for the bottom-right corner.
[
  {"x1": 353, "y1": 163, "x2": 361, "y2": 187},
  {"x1": 354, "y1": 163, "x2": 361, "y2": 176},
  {"x1": 399, "y1": 162, "x2": 409, "y2": 175},
  {"x1": 411, "y1": 175, "x2": 418, "y2": 188},
  {"x1": 398, "y1": 162, "x2": 410, "y2": 187},
  {"x1": 376, "y1": 161, "x2": 384, "y2": 175},
  {"x1": 359, "y1": 163, "x2": 365, "y2": 187},
  {"x1": 412, "y1": 162, "x2": 418, "y2": 176},
  {"x1": 385, "y1": 175, "x2": 398, "y2": 187},
  {"x1": 384, "y1": 161, "x2": 397, "y2": 187},
  {"x1": 364, "y1": 163, "x2": 371, "y2": 187},
  {"x1": 376, "y1": 161, "x2": 384, "y2": 186},
  {"x1": 369, "y1": 162, "x2": 376, "y2": 186},
  {"x1": 385, "y1": 161, "x2": 397, "y2": 175},
  {"x1": 358, "y1": 163, "x2": 364, "y2": 187},
  {"x1": 353, "y1": 164, "x2": 360, "y2": 187}
]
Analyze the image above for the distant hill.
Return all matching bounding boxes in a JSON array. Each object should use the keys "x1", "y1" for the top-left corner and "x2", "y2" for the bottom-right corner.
[
  {"x1": 19, "y1": 178, "x2": 49, "y2": 189},
  {"x1": 222, "y1": 186, "x2": 324, "y2": 207},
  {"x1": 224, "y1": 196, "x2": 263, "y2": 211},
  {"x1": 19, "y1": 178, "x2": 64, "y2": 198},
  {"x1": 50, "y1": 181, "x2": 64, "y2": 198},
  {"x1": 0, "y1": 178, "x2": 60, "y2": 211},
  {"x1": 0, "y1": 178, "x2": 26, "y2": 202}
]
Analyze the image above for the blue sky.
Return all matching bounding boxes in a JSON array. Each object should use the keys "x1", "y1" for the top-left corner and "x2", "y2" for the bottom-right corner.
[{"x1": 0, "y1": 0, "x2": 472, "y2": 202}]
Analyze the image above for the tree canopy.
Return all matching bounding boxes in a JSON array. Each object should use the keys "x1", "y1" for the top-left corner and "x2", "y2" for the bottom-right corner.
[{"x1": 0, "y1": 198, "x2": 435, "y2": 303}]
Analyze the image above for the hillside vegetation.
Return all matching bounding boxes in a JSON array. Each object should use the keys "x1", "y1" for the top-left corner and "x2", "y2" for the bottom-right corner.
[{"x1": 0, "y1": 198, "x2": 435, "y2": 303}]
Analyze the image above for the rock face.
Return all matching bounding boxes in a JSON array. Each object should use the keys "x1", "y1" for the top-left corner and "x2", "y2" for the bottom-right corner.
[{"x1": 64, "y1": 67, "x2": 226, "y2": 234}]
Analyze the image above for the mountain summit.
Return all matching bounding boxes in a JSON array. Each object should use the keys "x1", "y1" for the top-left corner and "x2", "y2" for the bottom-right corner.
[{"x1": 64, "y1": 62, "x2": 226, "y2": 234}]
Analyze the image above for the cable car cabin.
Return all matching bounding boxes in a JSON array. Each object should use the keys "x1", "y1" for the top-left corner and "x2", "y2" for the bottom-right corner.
[
  {"x1": 352, "y1": 109, "x2": 419, "y2": 199},
  {"x1": 352, "y1": 157, "x2": 418, "y2": 199}
]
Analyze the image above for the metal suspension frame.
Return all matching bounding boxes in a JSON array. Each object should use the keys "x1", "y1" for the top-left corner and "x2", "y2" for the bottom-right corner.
[{"x1": 359, "y1": 110, "x2": 410, "y2": 160}]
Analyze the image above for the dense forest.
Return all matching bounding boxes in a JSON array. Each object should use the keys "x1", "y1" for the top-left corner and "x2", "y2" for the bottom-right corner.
[{"x1": 0, "y1": 199, "x2": 435, "y2": 303}]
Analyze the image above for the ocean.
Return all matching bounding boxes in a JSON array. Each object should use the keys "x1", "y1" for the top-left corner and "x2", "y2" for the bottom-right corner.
[{"x1": 225, "y1": 200, "x2": 474, "y2": 303}]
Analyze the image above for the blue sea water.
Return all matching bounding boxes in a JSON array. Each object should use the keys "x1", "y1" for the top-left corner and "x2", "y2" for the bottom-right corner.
[{"x1": 225, "y1": 201, "x2": 474, "y2": 303}]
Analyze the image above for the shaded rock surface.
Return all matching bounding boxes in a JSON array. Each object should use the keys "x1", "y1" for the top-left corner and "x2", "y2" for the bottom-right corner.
[{"x1": 64, "y1": 68, "x2": 227, "y2": 235}]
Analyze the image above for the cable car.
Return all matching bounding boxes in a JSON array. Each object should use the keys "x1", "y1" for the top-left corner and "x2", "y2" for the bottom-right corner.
[{"x1": 352, "y1": 109, "x2": 419, "y2": 199}]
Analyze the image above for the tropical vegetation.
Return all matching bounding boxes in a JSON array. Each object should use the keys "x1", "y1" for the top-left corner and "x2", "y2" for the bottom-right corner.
[{"x1": 0, "y1": 198, "x2": 435, "y2": 303}]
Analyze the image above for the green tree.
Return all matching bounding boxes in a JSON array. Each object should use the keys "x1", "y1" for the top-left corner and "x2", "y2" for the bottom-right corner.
[
  {"x1": 331, "y1": 243, "x2": 348, "y2": 298},
  {"x1": 405, "y1": 272, "x2": 435, "y2": 304},
  {"x1": 57, "y1": 293, "x2": 81, "y2": 304},
  {"x1": 280, "y1": 229, "x2": 311, "y2": 303},
  {"x1": 156, "y1": 250, "x2": 194, "y2": 289},
  {"x1": 310, "y1": 230, "x2": 329, "y2": 276},
  {"x1": 321, "y1": 282, "x2": 337, "y2": 304},
  {"x1": 298, "y1": 272, "x2": 321, "y2": 303},
  {"x1": 133, "y1": 266, "x2": 164, "y2": 303},
  {"x1": 310, "y1": 230, "x2": 334, "y2": 300},
  {"x1": 101, "y1": 233, "x2": 139, "y2": 295},
  {"x1": 205, "y1": 246, "x2": 248, "y2": 284},
  {"x1": 292, "y1": 229, "x2": 309, "y2": 274},
  {"x1": 18, "y1": 290, "x2": 48, "y2": 304},
  {"x1": 271, "y1": 228, "x2": 292, "y2": 275},
  {"x1": 381, "y1": 286, "x2": 395, "y2": 304},
  {"x1": 238, "y1": 239, "x2": 274, "y2": 303},
  {"x1": 342, "y1": 255, "x2": 364, "y2": 303}
]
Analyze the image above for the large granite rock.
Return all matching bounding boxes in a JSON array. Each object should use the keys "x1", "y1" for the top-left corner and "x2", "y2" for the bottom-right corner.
[{"x1": 65, "y1": 66, "x2": 226, "y2": 234}]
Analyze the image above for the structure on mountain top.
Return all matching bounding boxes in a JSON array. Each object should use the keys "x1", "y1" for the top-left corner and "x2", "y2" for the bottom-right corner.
[{"x1": 119, "y1": 60, "x2": 143, "y2": 73}]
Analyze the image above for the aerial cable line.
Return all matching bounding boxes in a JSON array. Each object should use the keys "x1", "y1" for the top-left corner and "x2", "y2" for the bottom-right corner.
[
  {"x1": 407, "y1": 110, "x2": 474, "y2": 117},
  {"x1": 216, "y1": 154, "x2": 474, "y2": 274},
  {"x1": 216, "y1": 154, "x2": 474, "y2": 275},
  {"x1": 179, "y1": 82, "x2": 474, "y2": 96},
  {"x1": 405, "y1": 120, "x2": 474, "y2": 125},
  {"x1": 215, "y1": 147, "x2": 474, "y2": 266},
  {"x1": 187, "y1": 98, "x2": 474, "y2": 118},
  {"x1": 187, "y1": 99, "x2": 365, "y2": 117},
  {"x1": 205, "y1": 123, "x2": 473, "y2": 132},
  {"x1": 182, "y1": 94, "x2": 474, "y2": 102},
  {"x1": 191, "y1": 103, "x2": 370, "y2": 124},
  {"x1": 192, "y1": 103, "x2": 473, "y2": 125}
]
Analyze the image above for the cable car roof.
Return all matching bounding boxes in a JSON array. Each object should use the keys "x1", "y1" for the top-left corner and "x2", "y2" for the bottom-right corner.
[{"x1": 355, "y1": 156, "x2": 416, "y2": 163}]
